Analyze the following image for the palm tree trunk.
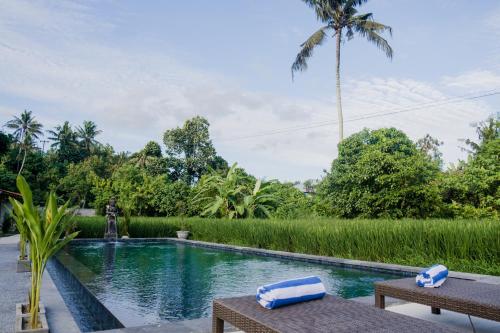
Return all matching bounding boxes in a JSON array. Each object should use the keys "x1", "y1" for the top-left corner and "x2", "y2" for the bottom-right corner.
[
  {"x1": 335, "y1": 31, "x2": 344, "y2": 142},
  {"x1": 18, "y1": 148, "x2": 27, "y2": 176}
]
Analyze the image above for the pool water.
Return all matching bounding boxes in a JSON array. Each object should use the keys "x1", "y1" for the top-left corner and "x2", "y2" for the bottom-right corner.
[{"x1": 59, "y1": 241, "x2": 401, "y2": 327}]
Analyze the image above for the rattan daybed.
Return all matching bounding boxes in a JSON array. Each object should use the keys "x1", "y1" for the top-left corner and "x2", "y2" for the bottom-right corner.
[
  {"x1": 212, "y1": 294, "x2": 461, "y2": 332},
  {"x1": 375, "y1": 277, "x2": 500, "y2": 321}
]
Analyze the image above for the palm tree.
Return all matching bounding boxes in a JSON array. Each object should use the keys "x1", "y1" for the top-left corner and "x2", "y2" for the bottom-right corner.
[
  {"x1": 76, "y1": 120, "x2": 102, "y2": 154},
  {"x1": 47, "y1": 121, "x2": 77, "y2": 149},
  {"x1": 4, "y1": 110, "x2": 43, "y2": 175},
  {"x1": 292, "y1": 0, "x2": 393, "y2": 142}
]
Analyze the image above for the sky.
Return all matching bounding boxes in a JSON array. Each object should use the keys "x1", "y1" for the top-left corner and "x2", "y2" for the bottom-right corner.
[{"x1": 0, "y1": 0, "x2": 499, "y2": 181}]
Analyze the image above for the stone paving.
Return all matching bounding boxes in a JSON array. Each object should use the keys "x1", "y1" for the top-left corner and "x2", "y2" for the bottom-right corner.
[
  {"x1": 0, "y1": 235, "x2": 30, "y2": 333},
  {"x1": 0, "y1": 235, "x2": 80, "y2": 333}
]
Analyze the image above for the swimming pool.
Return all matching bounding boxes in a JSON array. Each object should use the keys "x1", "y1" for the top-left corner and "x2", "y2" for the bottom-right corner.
[{"x1": 54, "y1": 240, "x2": 402, "y2": 329}]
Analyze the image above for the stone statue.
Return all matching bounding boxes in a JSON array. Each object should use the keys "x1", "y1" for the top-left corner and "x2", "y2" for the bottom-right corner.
[{"x1": 104, "y1": 197, "x2": 118, "y2": 239}]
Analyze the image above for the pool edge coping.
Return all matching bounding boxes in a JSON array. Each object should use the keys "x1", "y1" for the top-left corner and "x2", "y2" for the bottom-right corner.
[{"x1": 71, "y1": 237, "x2": 500, "y2": 285}]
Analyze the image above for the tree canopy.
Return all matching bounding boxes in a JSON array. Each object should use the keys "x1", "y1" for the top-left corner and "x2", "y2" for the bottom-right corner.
[
  {"x1": 318, "y1": 128, "x2": 442, "y2": 218},
  {"x1": 1, "y1": 110, "x2": 498, "y2": 220}
]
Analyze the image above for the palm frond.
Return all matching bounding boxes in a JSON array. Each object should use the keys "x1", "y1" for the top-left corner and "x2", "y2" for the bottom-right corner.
[
  {"x1": 344, "y1": 0, "x2": 369, "y2": 9},
  {"x1": 353, "y1": 19, "x2": 393, "y2": 59},
  {"x1": 291, "y1": 26, "x2": 332, "y2": 79}
]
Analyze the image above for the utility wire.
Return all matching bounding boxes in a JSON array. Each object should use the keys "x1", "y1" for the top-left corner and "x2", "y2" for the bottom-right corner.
[{"x1": 215, "y1": 89, "x2": 500, "y2": 142}]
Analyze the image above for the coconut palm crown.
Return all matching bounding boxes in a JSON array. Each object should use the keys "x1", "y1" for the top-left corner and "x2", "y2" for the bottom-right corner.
[
  {"x1": 5, "y1": 110, "x2": 43, "y2": 175},
  {"x1": 76, "y1": 120, "x2": 102, "y2": 154},
  {"x1": 292, "y1": 0, "x2": 393, "y2": 142}
]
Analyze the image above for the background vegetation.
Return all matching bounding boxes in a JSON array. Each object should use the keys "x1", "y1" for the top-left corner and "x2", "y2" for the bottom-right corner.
[
  {"x1": 1, "y1": 111, "x2": 498, "y2": 221},
  {"x1": 73, "y1": 216, "x2": 500, "y2": 276}
]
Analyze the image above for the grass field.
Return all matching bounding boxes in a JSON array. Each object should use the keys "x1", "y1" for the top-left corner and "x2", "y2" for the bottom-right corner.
[{"x1": 72, "y1": 216, "x2": 500, "y2": 276}]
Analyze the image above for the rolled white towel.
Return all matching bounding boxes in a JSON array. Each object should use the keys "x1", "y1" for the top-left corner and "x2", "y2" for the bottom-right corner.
[
  {"x1": 416, "y1": 264, "x2": 448, "y2": 288},
  {"x1": 256, "y1": 276, "x2": 326, "y2": 309}
]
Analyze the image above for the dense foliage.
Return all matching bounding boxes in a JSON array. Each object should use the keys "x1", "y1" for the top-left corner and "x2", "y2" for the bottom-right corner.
[
  {"x1": 1, "y1": 111, "x2": 498, "y2": 221},
  {"x1": 192, "y1": 163, "x2": 278, "y2": 219},
  {"x1": 73, "y1": 216, "x2": 500, "y2": 276},
  {"x1": 317, "y1": 128, "x2": 442, "y2": 218}
]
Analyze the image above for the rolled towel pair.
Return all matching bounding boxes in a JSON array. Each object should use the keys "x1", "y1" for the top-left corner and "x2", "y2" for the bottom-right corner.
[
  {"x1": 416, "y1": 264, "x2": 448, "y2": 288},
  {"x1": 256, "y1": 276, "x2": 326, "y2": 309}
]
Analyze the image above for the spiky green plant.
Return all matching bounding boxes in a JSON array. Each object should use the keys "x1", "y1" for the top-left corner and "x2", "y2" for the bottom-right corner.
[
  {"x1": 10, "y1": 176, "x2": 79, "y2": 329},
  {"x1": 8, "y1": 200, "x2": 29, "y2": 259}
]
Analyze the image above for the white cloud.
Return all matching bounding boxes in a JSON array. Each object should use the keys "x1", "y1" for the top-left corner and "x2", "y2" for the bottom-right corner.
[
  {"x1": 442, "y1": 70, "x2": 500, "y2": 90},
  {"x1": 0, "y1": 0, "x2": 496, "y2": 180}
]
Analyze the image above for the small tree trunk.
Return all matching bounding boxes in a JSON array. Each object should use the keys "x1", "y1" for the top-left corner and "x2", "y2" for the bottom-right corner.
[
  {"x1": 18, "y1": 148, "x2": 27, "y2": 176},
  {"x1": 335, "y1": 31, "x2": 344, "y2": 142}
]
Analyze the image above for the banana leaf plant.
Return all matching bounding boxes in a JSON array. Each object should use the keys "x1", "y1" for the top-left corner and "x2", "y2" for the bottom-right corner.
[
  {"x1": 8, "y1": 199, "x2": 29, "y2": 259},
  {"x1": 10, "y1": 176, "x2": 79, "y2": 329},
  {"x1": 242, "y1": 179, "x2": 278, "y2": 218},
  {"x1": 192, "y1": 163, "x2": 248, "y2": 219}
]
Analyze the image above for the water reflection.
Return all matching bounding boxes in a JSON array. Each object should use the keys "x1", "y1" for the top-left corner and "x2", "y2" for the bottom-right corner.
[
  {"x1": 63, "y1": 241, "x2": 400, "y2": 327},
  {"x1": 103, "y1": 242, "x2": 116, "y2": 285}
]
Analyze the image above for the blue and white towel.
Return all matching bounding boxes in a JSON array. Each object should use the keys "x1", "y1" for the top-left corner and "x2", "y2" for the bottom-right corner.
[
  {"x1": 256, "y1": 276, "x2": 326, "y2": 309},
  {"x1": 416, "y1": 264, "x2": 448, "y2": 288}
]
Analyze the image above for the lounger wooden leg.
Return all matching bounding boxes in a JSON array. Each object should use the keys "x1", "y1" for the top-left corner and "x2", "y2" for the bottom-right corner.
[
  {"x1": 212, "y1": 316, "x2": 224, "y2": 333},
  {"x1": 431, "y1": 307, "x2": 441, "y2": 315},
  {"x1": 375, "y1": 292, "x2": 385, "y2": 309}
]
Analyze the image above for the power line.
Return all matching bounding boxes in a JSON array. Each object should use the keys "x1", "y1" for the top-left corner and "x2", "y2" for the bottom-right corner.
[{"x1": 215, "y1": 89, "x2": 500, "y2": 142}]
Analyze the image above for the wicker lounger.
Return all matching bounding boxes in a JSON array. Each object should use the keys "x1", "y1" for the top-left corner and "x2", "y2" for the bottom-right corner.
[
  {"x1": 212, "y1": 295, "x2": 461, "y2": 332},
  {"x1": 375, "y1": 277, "x2": 500, "y2": 321}
]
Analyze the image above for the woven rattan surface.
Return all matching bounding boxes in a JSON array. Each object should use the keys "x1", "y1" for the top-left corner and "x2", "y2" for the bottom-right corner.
[
  {"x1": 375, "y1": 277, "x2": 500, "y2": 321},
  {"x1": 212, "y1": 295, "x2": 461, "y2": 333}
]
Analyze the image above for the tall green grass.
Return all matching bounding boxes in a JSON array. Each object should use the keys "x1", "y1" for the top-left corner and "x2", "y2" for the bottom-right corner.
[{"x1": 72, "y1": 216, "x2": 500, "y2": 275}]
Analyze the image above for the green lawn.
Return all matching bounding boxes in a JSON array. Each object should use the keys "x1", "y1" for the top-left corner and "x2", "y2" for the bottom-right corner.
[{"x1": 73, "y1": 216, "x2": 500, "y2": 276}]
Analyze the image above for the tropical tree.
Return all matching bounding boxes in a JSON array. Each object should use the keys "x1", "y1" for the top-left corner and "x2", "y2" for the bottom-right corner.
[
  {"x1": 192, "y1": 163, "x2": 277, "y2": 219},
  {"x1": 416, "y1": 134, "x2": 443, "y2": 165},
  {"x1": 76, "y1": 120, "x2": 102, "y2": 154},
  {"x1": 47, "y1": 121, "x2": 76, "y2": 150},
  {"x1": 47, "y1": 121, "x2": 81, "y2": 163},
  {"x1": 163, "y1": 116, "x2": 223, "y2": 184},
  {"x1": 0, "y1": 131, "x2": 11, "y2": 156},
  {"x1": 242, "y1": 179, "x2": 278, "y2": 218},
  {"x1": 192, "y1": 163, "x2": 248, "y2": 219},
  {"x1": 292, "y1": 0, "x2": 393, "y2": 142},
  {"x1": 441, "y1": 116, "x2": 500, "y2": 218},
  {"x1": 4, "y1": 110, "x2": 44, "y2": 175},
  {"x1": 317, "y1": 128, "x2": 442, "y2": 218},
  {"x1": 461, "y1": 115, "x2": 500, "y2": 154},
  {"x1": 130, "y1": 141, "x2": 162, "y2": 169}
]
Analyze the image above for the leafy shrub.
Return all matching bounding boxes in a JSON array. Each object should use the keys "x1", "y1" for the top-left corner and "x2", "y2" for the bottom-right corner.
[
  {"x1": 270, "y1": 182, "x2": 314, "y2": 219},
  {"x1": 440, "y1": 138, "x2": 499, "y2": 218},
  {"x1": 318, "y1": 128, "x2": 442, "y2": 218}
]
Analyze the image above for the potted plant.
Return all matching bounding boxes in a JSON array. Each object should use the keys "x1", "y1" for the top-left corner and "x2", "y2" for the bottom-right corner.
[
  {"x1": 9, "y1": 201, "x2": 30, "y2": 273},
  {"x1": 176, "y1": 201, "x2": 189, "y2": 239},
  {"x1": 10, "y1": 176, "x2": 79, "y2": 333}
]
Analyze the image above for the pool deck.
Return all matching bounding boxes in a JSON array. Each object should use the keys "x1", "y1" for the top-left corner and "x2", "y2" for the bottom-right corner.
[
  {"x1": 0, "y1": 235, "x2": 79, "y2": 333},
  {"x1": 1, "y1": 234, "x2": 500, "y2": 333}
]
